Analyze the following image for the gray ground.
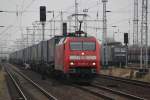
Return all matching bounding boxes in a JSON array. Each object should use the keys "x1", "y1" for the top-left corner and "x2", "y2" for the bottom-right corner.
[{"x1": 0, "y1": 65, "x2": 10, "y2": 100}]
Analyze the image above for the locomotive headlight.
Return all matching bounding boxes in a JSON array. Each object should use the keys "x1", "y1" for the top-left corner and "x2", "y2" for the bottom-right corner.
[
  {"x1": 92, "y1": 62, "x2": 96, "y2": 66},
  {"x1": 81, "y1": 52, "x2": 85, "y2": 55},
  {"x1": 70, "y1": 62, "x2": 74, "y2": 65}
]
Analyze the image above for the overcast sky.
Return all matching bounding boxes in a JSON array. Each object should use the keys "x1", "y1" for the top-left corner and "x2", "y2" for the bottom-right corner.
[{"x1": 0, "y1": 0, "x2": 149, "y2": 52}]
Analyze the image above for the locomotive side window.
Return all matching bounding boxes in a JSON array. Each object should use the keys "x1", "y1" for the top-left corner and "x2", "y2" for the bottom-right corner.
[
  {"x1": 83, "y1": 42, "x2": 95, "y2": 51},
  {"x1": 114, "y1": 48, "x2": 120, "y2": 52},
  {"x1": 70, "y1": 42, "x2": 82, "y2": 50},
  {"x1": 120, "y1": 48, "x2": 126, "y2": 52}
]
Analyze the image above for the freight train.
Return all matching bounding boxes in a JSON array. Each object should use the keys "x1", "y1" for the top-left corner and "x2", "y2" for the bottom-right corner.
[
  {"x1": 106, "y1": 44, "x2": 150, "y2": 66},
  {"x1": 103, "y1": 42, "x2": 127, "y2": 66},
  {"x1": 128, "y1": 46, "x2": 150, "y2": 64},
  {"x1": 9, "y1": 31, "x2": 101, "y2": 79}
]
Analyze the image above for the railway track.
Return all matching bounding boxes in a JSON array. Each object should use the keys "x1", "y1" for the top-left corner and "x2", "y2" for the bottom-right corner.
[
  {"x1": 5, "y1": 63, "x2": 149, "y2": 100},
  {"x1": 4, "y1": 64, "x2": 57, "y2": 100},
  {"x1": 72, "y1": 83, "x2": 145, "y2": 100},
  {"x1": 94, "y1": 74, "x2": 150, "y2": 99},
  {"x1": 91, "y1": 83, "x2": 145, "y2": 100},
  {"x1": 10, "y1": 63, "x2": 105, "y2": 100},
  {"x1": 72, "y1": 84, "x2": 114, "y2": 100},
  {"x1": 4, "y1": 64, "x2": 27, "y2": 100},
  {"x1": 98, "y1": 74, "x2": 150, "y2": 88}
]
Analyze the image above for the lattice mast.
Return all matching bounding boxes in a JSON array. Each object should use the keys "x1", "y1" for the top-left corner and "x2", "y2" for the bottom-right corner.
[
  {"x1": 140, "y1": 0, "x2": 148, "y2": 68},
  {"x1": 133, "y1": 0, "x2": 138, "y2": 45},
  {"x1": 75, "y1": 0, "x2": 78, "y2": 31},
  {"x1": 102, "y1": 0, "x2": 108, "y2": 66}
]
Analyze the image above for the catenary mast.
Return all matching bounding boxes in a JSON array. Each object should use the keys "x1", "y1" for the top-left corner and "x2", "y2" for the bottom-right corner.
[{"x1": 140, "y1": 0, "x2": 148, "y2": 68}]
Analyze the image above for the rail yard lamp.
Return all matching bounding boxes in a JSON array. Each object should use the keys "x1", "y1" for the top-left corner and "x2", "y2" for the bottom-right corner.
[{"x1": 112, "y1": 26, "x2": 117, "y2": 41}]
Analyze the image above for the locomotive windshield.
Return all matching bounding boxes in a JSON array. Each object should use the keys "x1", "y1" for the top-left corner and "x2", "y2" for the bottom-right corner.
[
  {"x1": 70, "y1": 41, "x2": 95, "y2": 51},
  {"x1": 70, "y1": 42, "x2": 82, "y2": 50}
]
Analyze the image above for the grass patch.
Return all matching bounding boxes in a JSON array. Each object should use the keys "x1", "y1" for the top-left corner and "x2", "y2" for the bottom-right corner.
[
  {"x1": 139, "y1": 73, "x2": 150, "y2": 83},
  {"x1": 101, "y1": 68, "x2": 132, "y2": 77}
]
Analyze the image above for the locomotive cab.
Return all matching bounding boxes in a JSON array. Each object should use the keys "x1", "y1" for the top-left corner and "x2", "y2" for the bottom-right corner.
[{"x1": 55, "y1": 36, "x2": 101, "y2": 77}]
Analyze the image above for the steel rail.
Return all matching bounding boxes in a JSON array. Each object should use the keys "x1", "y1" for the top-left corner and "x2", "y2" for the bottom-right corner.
[
  {"x1": 91, "y1": 82, "x2": 145, "y2": 100},
  {"x1": 73, "y1": 85, "x2": 114, "y2": 100},
  {"x1": 8, "y1": 64, "x2": 58, "y2": 100},
  {"x1": 98, "y1": 74, "x2": 150, "y2": 88},
  {"x1": 4, "y1": 65, "x2": 27, "y2": 100}
]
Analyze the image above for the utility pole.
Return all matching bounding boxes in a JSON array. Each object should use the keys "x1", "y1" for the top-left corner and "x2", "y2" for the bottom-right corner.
[
  {"x1": 60, "y1": 11, "x2": 64, "y2": 35},
  {"x1": 140, "y1": 0, "x2": 148, "y2": 68},
  {"x1": 112, "y1": 26, "x2": 117, "y2": 41},
  {"x1": 26, "y1": 28, "x2": 29, "y2": 47},
  {"x1": 49, "y1": 20, "x2": 52, "y2": 37},
  {"x1": 42, "y1": 22, "x2": 45, "y2": 40},
  {"x1": 83, "y1": 9, "x2": 88, "y2": 33},
  {"x1": 75, "y1": 0, "x2": 78, "y2": 31},
  {"x1": 26, "y1": 28, "x2": 29, "y2": 64},
  {"x1": 128, "y1": 19, "x2": 131, "y2": 45},
  {"x1": 53, "y1": 11, "x2": 55, "y2": 36},
  {"x1": 102, "y1": 0, "x2": 108, "y2": 67},
  {"x1": 133, "y1": 0, "x2": 139, "y2": 45},
  {"x1": 124, "y1": 33, "x2": 129, "y2": 68},
  {"x1": 32, "y1": 24, "x2": 36, "y2": 45}
]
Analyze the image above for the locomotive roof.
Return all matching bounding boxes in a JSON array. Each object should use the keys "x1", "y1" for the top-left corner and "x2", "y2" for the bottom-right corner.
[{"x1": 66, "y1": 36, "x2": 96, "y2": 41}]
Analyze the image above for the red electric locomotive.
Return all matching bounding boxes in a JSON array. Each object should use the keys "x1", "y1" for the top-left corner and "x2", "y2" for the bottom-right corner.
[
  {"x1": 9, "y1": 22, "x2": 101, "y2": 81},
  {"x1": 55, "y1": 34, "x2": 101, "y2": 77}
]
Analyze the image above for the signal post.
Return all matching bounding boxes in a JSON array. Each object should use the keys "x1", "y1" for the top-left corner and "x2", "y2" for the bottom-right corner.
[
  {"x1": 124, "y1": 33, "x2": 128, "y2": 68},
  {"x1": 40, "y1": 6, "x2": 46, "y2": 80}
]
